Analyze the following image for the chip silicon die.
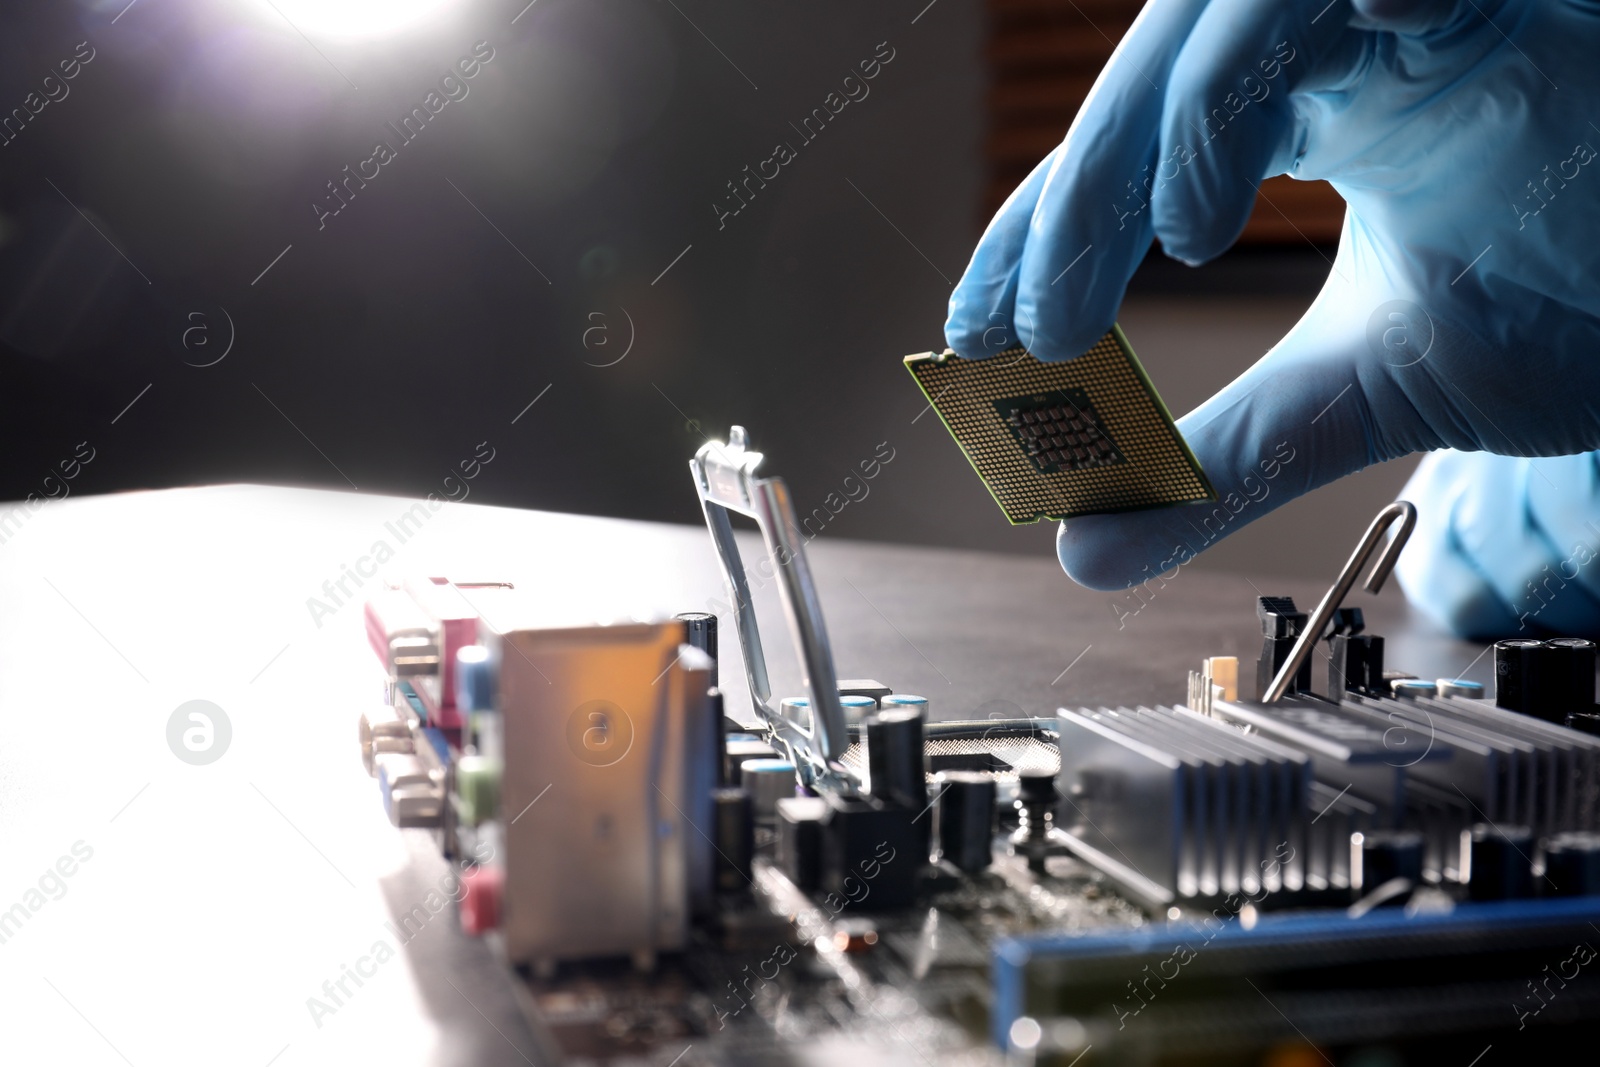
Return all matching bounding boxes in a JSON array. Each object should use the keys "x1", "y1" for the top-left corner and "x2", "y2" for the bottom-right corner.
[{"x1": 905, "y1": 326, "x2": 1214, "y2": 524}]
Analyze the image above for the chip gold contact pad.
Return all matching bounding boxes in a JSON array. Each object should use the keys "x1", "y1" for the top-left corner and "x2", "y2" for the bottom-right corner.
[{"x1": 905, "y1": 326, "x2": 1215, "y2": 524}]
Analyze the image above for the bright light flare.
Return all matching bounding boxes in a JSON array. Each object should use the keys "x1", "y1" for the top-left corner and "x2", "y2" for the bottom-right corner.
[{"x1": 258, "y1": 0, "x2": 465, "y2": 39}]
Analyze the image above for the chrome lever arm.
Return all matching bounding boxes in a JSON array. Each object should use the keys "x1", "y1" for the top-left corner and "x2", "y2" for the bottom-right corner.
[{"x1": 1262, "y1": 500, "x2": 1417, "y2": 703}]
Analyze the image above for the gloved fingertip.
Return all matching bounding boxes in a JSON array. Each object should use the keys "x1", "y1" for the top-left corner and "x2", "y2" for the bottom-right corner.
[
  {"x1": 945, "y1": 275, "x2": 1016, "y2": 361},
  {"x1": 1056, "y1": 514, "x2": 1162, "y2": 591},
  {"x1": 1152, "y1": 192, "x2": 1255, "y2": 268},
  {"x1": 1014, "y1": 259, "x2": 1131, "y2": 364}
]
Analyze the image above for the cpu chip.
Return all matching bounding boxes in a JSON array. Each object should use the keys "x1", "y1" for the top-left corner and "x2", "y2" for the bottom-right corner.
[{"x1": 905, "y1": 326, "x2": 1214, "y2": 524}]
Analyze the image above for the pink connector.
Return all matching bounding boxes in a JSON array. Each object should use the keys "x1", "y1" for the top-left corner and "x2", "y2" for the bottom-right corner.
[
  {"x1": 459, "y1": 865, "x2": 504, "y2": 935},
  {"x1": 364, "y1": 578, "x2": 513, "y2": 729},
  {"x1": 401, "y1": 578, "x2": 484, "y2": 731},
  {"x1": 364, "y1": 584, "x2": 436, "y2": 675}
]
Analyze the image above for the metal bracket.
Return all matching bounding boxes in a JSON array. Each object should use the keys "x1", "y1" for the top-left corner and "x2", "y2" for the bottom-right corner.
[
  {"x1": 1262, "y1": 500, "x2": 1417, "y2": 703},
  {"x1": 690, "y1": 427, "x2": 852, "y2": 786}
]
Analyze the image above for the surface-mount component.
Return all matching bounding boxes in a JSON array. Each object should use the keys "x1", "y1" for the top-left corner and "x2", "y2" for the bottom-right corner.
[
  {"x1": 776, "y1": 796, "x2": 826, "y2": 890},
  {"x1": 937, "y1": 772, "x2": 996, "y2": 873},
  {"x1": 903, "y1": 327, "x2": 1214, "y2": 523}
]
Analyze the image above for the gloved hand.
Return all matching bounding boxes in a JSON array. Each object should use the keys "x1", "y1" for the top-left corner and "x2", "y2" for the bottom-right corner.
[
  {"x1": 1395, "y1": 450, "x2": 1600, "y2": 639},
  {"x1": 946, "y1": 0, "x2": 1600, "y2": 626}
]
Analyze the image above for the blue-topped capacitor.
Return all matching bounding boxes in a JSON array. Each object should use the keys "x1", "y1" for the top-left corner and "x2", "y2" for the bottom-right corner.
[
  {"x1": 741, "y1": 758, "x2": 797, "y2": 820},
  {"x1": 1436, "y1": 678, "x2": 1484, "y2": 699},
  {"x1": 779, "y1": 696, "x2": 811, "y2": 732},
  {"x1": 725, "y1": 738, "x2": 779, "y2": 784},
  {"x1": 1392, "y1": 679, "x2": 1438, "y2": 699},
  {"x1": 881, "y1": 694, "x2": 930, "y2": 717},
  {"x1": 840, "y1": 695, "x2": 877, "y2": 724},
  {"x1": 456, "y1": 645, "x2": 496, "y2": 712}
]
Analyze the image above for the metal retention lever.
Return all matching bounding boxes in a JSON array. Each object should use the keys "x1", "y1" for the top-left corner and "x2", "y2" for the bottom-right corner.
[
  {"x1": 1262, "y1": 500, "x2": 1417, "y2": 703},
  {"x1": 690, "y1": 427, "x2": 853, "y2": 787}
]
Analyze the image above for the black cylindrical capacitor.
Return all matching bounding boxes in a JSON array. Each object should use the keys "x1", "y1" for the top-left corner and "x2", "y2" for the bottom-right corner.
[
  {"x1": 865, "y1": 708, "x2": 927, "y2": 812},
  {"x1": 1541, "y1": 638, "x2": 1597, "y2": 722},
  {"x1": 711, "y1": 787, "x2": 753, "y2": 894},
  {"x1": 1463, "y1": 823, "x2": 1534, "y2": 901},
  {"x1": 1352, "y1": 829, "x2": 1424, "y2": 895},
  {"x1": 1495, "y1": 639, "x2": 1543, "y2": 714},
  {"x1": 676, "y1": 612, "x2": 718, "y2": 690},
  {"x1": 1544, "y1": 831, "x2": 1600, "y2": 897},
  {"x1": 708, "y1": 688, "x2": 728, "y2": 786},
  {"x1": 938, "y1": 772, "x2": 997, "y2": 873}
]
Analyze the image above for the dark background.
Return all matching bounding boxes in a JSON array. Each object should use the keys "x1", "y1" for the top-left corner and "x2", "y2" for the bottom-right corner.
[{"x1": 0, "y1": 0, "x2": 1418, "y2": 578}]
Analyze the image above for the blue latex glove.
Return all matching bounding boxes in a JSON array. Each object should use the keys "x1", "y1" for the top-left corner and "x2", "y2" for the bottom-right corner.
[
  {"x1": 1396, "y1": 450, "x2": 1600, "y2": 638},
  {"x1": 946, "y1": 0, "x2": 1600, "y2": 629}
]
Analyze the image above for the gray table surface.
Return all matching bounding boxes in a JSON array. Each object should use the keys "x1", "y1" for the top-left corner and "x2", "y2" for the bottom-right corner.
[{"x1": 0, "y1": 486, "x2": 1487, "y2": 1066}]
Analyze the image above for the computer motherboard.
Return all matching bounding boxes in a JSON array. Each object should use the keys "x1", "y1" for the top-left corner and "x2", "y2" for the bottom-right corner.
[{"x1": 354, "y1": 427, "x2": 1600, "y2": 1066}]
